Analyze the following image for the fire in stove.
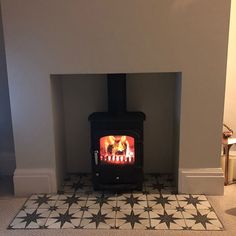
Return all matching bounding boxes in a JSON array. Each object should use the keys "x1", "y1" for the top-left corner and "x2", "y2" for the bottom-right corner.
[{"x1": 100, "y1": 135, "x2": 135, "y2": 164}]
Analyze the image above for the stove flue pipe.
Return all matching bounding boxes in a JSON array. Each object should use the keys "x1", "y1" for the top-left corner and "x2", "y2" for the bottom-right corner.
[{"x1": 107, "y1": 74, "x2": 127, "y2": 114}]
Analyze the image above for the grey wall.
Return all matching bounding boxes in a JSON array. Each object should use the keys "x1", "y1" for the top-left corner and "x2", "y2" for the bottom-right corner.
[
  {"x1": 62, "y1": 73, "x2": 177, "y2": 173},
  {"x1": 1, "y1": 0, "x2": 230, "y2": 194},
  {"x1": 0, "y1": 3, "x2": 15, "y2": 175}
]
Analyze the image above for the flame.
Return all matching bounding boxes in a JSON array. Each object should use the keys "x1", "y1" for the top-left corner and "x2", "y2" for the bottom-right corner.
[{"x1": 100, "y1": 135, "x2": 135, "y2": 165}]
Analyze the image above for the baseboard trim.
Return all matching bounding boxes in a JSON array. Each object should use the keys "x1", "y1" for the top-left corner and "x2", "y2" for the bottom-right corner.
[
  {"x1": 13, "y1": 168, "x2": 57, "y2": 196},
  {"x1": 178, "y1": 168, "x2": 224, "y2": 195}
]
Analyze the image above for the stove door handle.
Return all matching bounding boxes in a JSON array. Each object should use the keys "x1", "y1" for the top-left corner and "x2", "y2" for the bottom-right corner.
[{"x1": 94, "y1": 150, "x2": 99, "y2": 165}]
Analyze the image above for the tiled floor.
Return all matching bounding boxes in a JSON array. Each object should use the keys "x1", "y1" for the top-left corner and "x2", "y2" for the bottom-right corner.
[{"x1": 8, "y1": 173, "x2": 223, "y2": 231}]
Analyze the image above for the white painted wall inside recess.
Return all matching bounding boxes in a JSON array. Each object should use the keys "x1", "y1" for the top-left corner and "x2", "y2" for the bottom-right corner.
[
  {"x1": 62, "y1": 74, "x2": 107, "y2": 173},
  {"x1": 127, "y1": 73, "x2": 176, "y2": 173},
  {"x1": 50, "y1": 76, "x2": 67, "y2": 189}
]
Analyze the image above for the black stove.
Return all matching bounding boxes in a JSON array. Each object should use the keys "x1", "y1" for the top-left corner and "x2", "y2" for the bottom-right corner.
[{"x1": 88, "y1": 74, "x2": 145, "y2": 191}]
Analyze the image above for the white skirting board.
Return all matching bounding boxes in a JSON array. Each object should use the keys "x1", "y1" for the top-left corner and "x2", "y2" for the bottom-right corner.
[
  {"x1": 13, "y1": 168, "x2": 224, "y2": 196},
  {"x1": 13, "y1": 168, "x2": 57, "y2": 196},
  {"x1": 178, "y1": 168, "x2": 224, "y2": 195}
]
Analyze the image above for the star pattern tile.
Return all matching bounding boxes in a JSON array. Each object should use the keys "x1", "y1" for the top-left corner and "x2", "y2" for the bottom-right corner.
[
  {"x1": 9, "y1": 208, "x2": 50, "y2": 229},
  {"x1": 117, "y1": 193, "x2": 147, "y2": 209},
  {"x1": 81, "y1": 208, "x2": 115, "y2": 229},
  {"x1": 149, "y1": 209, "x2": 185, "y2": 230},
  {"x1": 56, "y1": 194, "x2": 87, "y2": 209},
  {"x1": 147, "y1": 194, "x2": 178, "y2": 209},
  {"x1": 24, "y1": 194, "x2": 59, "y2": 209},
  {"x1": 182, "y1": 209, "x2": 223, "y2": 230},
  {"x1": 86, "y1": 192, "x2": 117, "y2": 209},
  {"x1": 45, "y1": 208, "x2": 82, "y2": 228},
  {"x1": 116, "y1": 209, "x2": 150, "y2": 229},
  {"x1": 8, "y1": 173, "x2": 223, "y2": 231},
  {"x1": 176, "y1": 194, "x2": 211, "y2": 209}
]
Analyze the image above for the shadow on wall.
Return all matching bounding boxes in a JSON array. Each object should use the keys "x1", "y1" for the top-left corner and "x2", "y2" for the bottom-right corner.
[{"x1": 0, "y1": 2, "x2": 15, "y2": 176}]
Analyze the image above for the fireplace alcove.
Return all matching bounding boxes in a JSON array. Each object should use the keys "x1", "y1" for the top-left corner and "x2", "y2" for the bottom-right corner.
[{"x1": 50, "y1": 72, "x2": 181, "y2": 190}]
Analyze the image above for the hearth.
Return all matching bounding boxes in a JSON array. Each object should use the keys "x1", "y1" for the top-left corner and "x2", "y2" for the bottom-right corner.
[{"x1": 88, "y1": 74, "x2": 145, "y2": 191}]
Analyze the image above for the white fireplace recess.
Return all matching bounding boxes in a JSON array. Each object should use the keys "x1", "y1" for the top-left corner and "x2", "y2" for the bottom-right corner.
[{"x1": 1, "y1": 0, "x2": 230, "y2": 195}]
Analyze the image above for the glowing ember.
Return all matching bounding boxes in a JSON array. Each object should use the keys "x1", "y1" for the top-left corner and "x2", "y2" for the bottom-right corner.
[{"x1": 100, "y1": 135, "x2": 135, "y2": 164}]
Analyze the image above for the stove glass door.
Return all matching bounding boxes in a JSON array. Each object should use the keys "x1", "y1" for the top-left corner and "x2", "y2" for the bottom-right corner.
[{"x1": 99, "y1": 135, "x2": 135, "y2": 165}]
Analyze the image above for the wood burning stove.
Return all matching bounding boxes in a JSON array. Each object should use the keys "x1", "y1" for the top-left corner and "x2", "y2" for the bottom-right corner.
[{"x1": 88, "y1": 74, "x2": 145, "y2": 191}]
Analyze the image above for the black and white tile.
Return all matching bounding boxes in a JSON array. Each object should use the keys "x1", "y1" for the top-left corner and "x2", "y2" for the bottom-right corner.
[
  {"x1": 176, "y1": 194, "x2": 211, "y2": 209},
  {"x1": 117, "y1": 193, "x2": 148, "y2": 210},
  {"x1": 23, "y1": 194, "x2": 59, "y2": 209},
  {"x1": 8, "y1": 173, "x2": 223, "y2": 231},
  {"x1": 45, "y1": 208, "x2": 83, "y2": 229},
  {"x1": 182, "y1": 209, "x2": 223, "y2": 230},
  {"x1": 149, "y1": 209, "x2": 186, "y2": 230},
  {"x1": 9, "y1": 208, "x2": 50, "y2": 229},
  {"x1": 80, "y1": 208, "x2": 116, "y2": 229},
  {"x1": 147, "y1": 194, "x2": 178, "y2": 210},
  {"x1": 55, "y1": 194, "x2": 87, "y2": 209},
  {"x1": 116, "y1": 209, "x2": 150, "y2": 229},
  {"x1": 86, "y1": 193, "x2": 117, "y2": 209}
]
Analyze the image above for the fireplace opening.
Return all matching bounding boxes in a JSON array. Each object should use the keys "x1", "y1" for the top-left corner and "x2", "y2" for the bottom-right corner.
[
  {"x1": 88, "y1": 74, "x2": 145, "y2": 191},
  {"x1": 50, "y1": 72, "x2": 181, "y2": 193}
]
